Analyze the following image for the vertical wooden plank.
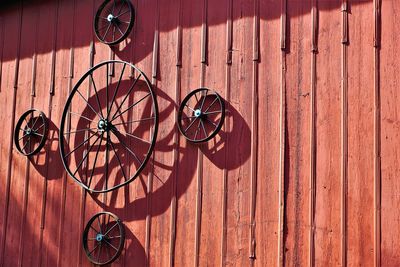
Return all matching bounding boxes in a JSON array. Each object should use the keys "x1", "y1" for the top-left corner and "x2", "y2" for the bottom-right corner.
[
  {"x1": 194, "y1": 0, "x2": 207, "y2": 265},
  {"x1": 340, "y1": 1, "x2": 349, "y2": 266},
  {"x1": 309, "y1": 1, "x2": 318, "y2": 265},
  {"x1": 0, "y1": 16, "x2": 4, "y2": 92},
  {"x1": 168, "y1": 1, "x2": 183, "y2": 266},
  {"x1": 284, "y1": 0, "x2": 311, "y2": 266},
  {"x1": 198, "y1": 0, "x2": 226, "y2": 266},
  {"x1": 373, "y1": 1, "x2": 381, "y2": 266},
  {"x1": 18, "y1": 2, "x2": 41, "y2": 266},
  {"x1": 0, "y1": 3, "x2": 23, "y2": 266},
  {"x1": 277, "y1": 0, "x2": 287, "y2": 265},
  {"x1": 313, "y1": 0, "x2": 342, "y2": 266},
  {"x1": 225, "y1": 0, "x2": 253, "y2": 266},
  {"x1": 174, "y1": 0, "x2": 202, "y2": 265},
  {"x1": 254, "y1": 0, "x2": 281, "y2": 266},
  {"x1": 56, "y1": 0, "x2": 87, "y2": 266},
  {"x1": 220, "y1": 1, "x2": 232, "y2": 265},
  {"x1": 249, "y1": 0, "x2": 259, "y2": 263},
  {"x1": 347, "y1": 0, "x2": 374, "y2": 265},
  {"x1": 380, "y1": 0, "x2": 400, "y2": 265}
]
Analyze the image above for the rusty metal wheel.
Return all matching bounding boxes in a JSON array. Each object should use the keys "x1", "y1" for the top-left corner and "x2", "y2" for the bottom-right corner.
[
  {"x1": 83, "y1": 212, "x2": 125, "y2": 265},
  {"x1": 177, "y1": 88, "x2": 225, "y2": 143},
  {"x1": 94, "y1": 0, "x2": 135, "y2": 45},
  {"x1": 14, "y1": 109, "x2": 48, "y2": 156}
]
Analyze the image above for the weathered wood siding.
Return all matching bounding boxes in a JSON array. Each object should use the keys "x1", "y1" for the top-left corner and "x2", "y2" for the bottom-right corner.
[{"x1": 0, "y1": 0, "x2": 398, "y2": 266}]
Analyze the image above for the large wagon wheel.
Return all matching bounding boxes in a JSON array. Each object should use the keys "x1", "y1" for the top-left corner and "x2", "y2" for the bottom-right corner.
[
  {"x1": 83, "y1": 212, "x2": 125, "y2": 265},
  {"x1": 59, "y1": 60, "x2": 158, "y2": 193},
  {"x1": 177, "y1": 88, "x2": 225, "y2": 143},
  {"x1": 14, "y1": 109, "x2": 48, "y2": 156},
  {"x1": 94, "y1": 0, "x2": 135, "y2": 45}
]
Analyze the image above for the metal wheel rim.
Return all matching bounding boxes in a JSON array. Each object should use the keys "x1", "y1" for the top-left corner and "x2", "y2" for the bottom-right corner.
[
  {"x1": 82, "y1": 212, "x2": 125, "y2": 265},
  {"x1": 14, "y1": 109, "x2": 48, "y2": 156},
  {"x1": 177, "y1": 88, "x2": 225, "y2": 143},
  {"x1": 59, "y1": 60, "x2": 158, "y2": 193},
  {"x1": 94, "y1": 0, "x2": 135, "y2": 45}
]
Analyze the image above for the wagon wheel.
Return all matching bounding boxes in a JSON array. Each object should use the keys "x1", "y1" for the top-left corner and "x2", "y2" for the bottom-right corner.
[
  {"x1": 94, "y1": 0, "x2": 135, "y2": 45},
  {"x1": 59, "y1": 60, "x2": 158, "y2": 193},
  {"x1": 83, "y1": 212, "x2": 125, "y2": 266},
  {"x1": 14, "y1": 109, "x2": 48, "y2": 156},
  {"x1": 178, "y1": 88, "x2": 225, "y2": 143}
]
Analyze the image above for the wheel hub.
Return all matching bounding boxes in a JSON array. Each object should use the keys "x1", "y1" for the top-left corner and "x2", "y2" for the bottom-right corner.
[
  {"x1": 194, "y1": 109, "x2": 202, "y2": 118},
  {"x1": 98, "y1": 119, "x2": 112, "y2": 132},
  {"x1": 26, "y1": 128, "x2": 32, "y2": 135},
  {"x1": 96, "y1": 233, "x2": 104, "y2": 242},
  {"x1": 107, "y1": 14, "x2": 115, "y2": 22}
]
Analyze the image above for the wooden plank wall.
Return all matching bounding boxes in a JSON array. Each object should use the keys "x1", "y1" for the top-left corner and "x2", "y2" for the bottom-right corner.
[{"x1": 0, "y1": 0, "x2": 398, "y2": 266}]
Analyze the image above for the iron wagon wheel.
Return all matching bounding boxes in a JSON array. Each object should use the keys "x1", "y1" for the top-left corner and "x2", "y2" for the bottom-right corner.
[
  {"x1": 14, "y1": 109, "x2": 48, "y2": 156},
  {"x1": 177, "y1": 88, "x2": 225, "y2": 143},
  {"x1": 59, "y1": 60, "x2": 158, "y2": 193},
  {"x1": 83, "y1": 212, "x2": 125, "y2": 265},
  {"x1": 94, "y1": 0, "x2": 135, "y2": 45}
]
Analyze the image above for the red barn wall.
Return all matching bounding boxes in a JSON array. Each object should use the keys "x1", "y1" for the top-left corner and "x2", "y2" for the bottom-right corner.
[{"x1": 0, "y1": 0, "x2": 398, "y2": 266}]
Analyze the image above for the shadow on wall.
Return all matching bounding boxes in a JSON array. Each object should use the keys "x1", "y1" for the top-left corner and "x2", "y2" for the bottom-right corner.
[
  {"x1": 0, "y1": 0, "x2": 375, "y2": 63},
  {"x1": 55, "y1": 77, "x2": 251, "y2": 221}
]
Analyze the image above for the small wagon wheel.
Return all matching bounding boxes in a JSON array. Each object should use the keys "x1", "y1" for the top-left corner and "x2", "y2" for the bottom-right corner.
[
  {"x1": 14, "y1": 109, "x2": 48, "y2": 156},
  {"x1": 59, "y1": 60, "x2": 158, "y2": 193},
  {"x1": 177, "y1": 88, "x2": 225, "y2": 143},
  {"x1": 83, "y1": 212, "x2": 125, "y2": 266},
  {"x1": 94, "y1": 0, "x2": 135, "y2": 45}
]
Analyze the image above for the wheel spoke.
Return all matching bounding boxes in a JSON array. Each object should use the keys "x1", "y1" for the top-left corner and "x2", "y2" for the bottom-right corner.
[
  {"x1": 102, "y1": 22, "x2": 112, "y2": 41},
  {"x1": 104, "y1": 132, "x2": 110, "y2": 192},
  {"x1": 184, "y1": 117, "x2": 198, "y2": 133},
  {"x1": 112, "y1": 131, "x2": 143, "y2": 165},
  {"x1": 87, "y1": 133, "x2": 103, "y2": 188},
  {"x1": 97, "y1": 216, "x2": 103, "y2": 234},
  {"x1": 76, "y1": 89, "x2": 102, "y2": 119},
  {"x1": 203, "y1": 97, "x2": 219, "y2": 113},
  {"x1": 205, "y1": 117, "x2": 218, "y2": 128},
  {"x1": 200, "y1": 90, "x2": 208, "y2": 110},
  {"x1": 64, "y1": 127, "x2": 97, "y2": 135},
  {"x1": 96, "y1": 243, "x2": 102, "y2": 263},
  {"x1": 200, "y1": 120, "x2": 208, "y2": 138},
  {"x1": 104, "y1": 222, "x2": 119, "y2": 236},
  {"x1": 113, "y1": 127, "x2": 150, "y2": 144},
  {"x1": 115, "y1": 23, "x2": 124, "y2": 36},
  {"x1": 181, "y1": 114, "x2": 196, "y2": 120},
  {"x1": 185, "y1": 104, "x2": 195, "y2": 113},
  {"x1": 31, "y1": 115, "x2": 41, "y2": 129},
  {"x1": 33, "y1": 132, "x2": 44, "y2": 138},
  {"x1": 64, "y1": 131, "x2": 98, "y2": 159},
  {"x1": 116, "y1": 9, "x2": 130, "y2": 18},
  {"x1": 19, "y1": 132, "x2": 29, "y2": 141},
  {"x1": 112, "y1": 116, "x2": 155, "y2": 126},
  {"x1": 106, "y1": 63, "x2": 110, "y2": 119},
  {"x1": 194, "y1": 120, "x2": 201, "y2": 140},
  {"x1": 111, "y1": 92, "x2": 150, "y2": 123},
  {"x1": 110, "y1": 73, "x2": 142, "y2": 121},
  {"x1": 203, "y1": 110, "x2": 222, "y2": 115},
  {"x1": 112, "y1": 23, "x2": 116, "y2": 42},
  {"x1": 104, "y1": 239, "x2": 119, "y2": 252},
  {"x1": 33, "y1": 122, "x2": 45, "y2": 132},
  {"x1": 72, "y1": 134, "x2": 101, "y2": 176},
  {"x1": 108, "y1": 63, "x2": 126, "y2": 119},
  {"x1": 88, "y1": 243, "x2": 100, "y2": 256},
  {"x1": 112, "y1": 0, "x2": 116, "y2": 13},
  {"x1": 69, "y1": 111, "x2": 96, "y2": 123},
  {"x1": 90, "y1": 225, "x2": 100, "y2": 234},
  {"x1": 109, "y1": 139, "x2": 128, "y2": 181},
  {"x1": 107, "y1": 235, "x2": 121, "y2": 239},
  {"x1": 90, "y1": 73, "x2": 105, "y2": 118}
]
